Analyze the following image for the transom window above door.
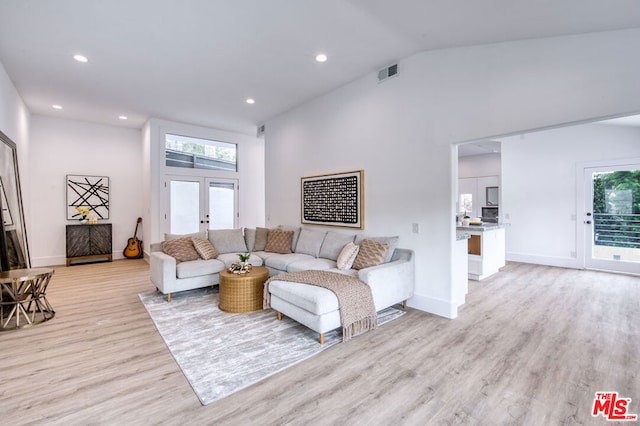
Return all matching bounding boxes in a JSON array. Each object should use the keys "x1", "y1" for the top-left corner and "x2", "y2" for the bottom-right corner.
[{"x1": 165, "y1": 133, "x2": 237, "y2": 172}]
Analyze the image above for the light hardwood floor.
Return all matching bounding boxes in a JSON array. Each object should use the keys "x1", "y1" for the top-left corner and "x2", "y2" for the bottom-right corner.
[{"x1": 0, "y1": 260, "x2": 638, "y2": 425}]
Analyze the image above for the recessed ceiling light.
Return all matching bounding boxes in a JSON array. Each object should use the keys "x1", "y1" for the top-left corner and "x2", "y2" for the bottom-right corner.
[
  {"x1": 73, "y1": 54, "x2": 88, "y2": 63},
  {"x1": 52, "y1": 104, "x2": 63, "y2": 110},
  {"x1": 118, "y1": 115, "x2": 128, "y2": 120},
  {"x1": 315, "y1": 53, "x2": 328, "y2": 63},
  {"x1": 246, "y1": 98, "x2": 255, "y2": 104}
]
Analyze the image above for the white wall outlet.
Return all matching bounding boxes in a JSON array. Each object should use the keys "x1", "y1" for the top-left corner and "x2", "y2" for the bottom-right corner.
[{"x1": 412, "y1": 223, "x2": 420, "y2": 234}]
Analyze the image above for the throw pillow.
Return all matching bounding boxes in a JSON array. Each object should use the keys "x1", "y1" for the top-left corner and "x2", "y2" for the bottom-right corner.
[
  {"x1": 254, "y1": 227, "x2": 269, "y2": 251},
  {"x1": 162, "y1": 237, "x2": 200, "y2": 263},
  {"x1": 336, "y1": 242, "x2": 360, "y2": 270},
  {"x1": 352, "y1": 238, "x2": 389, "y2": 270},
  {"x1": 294, "y1": 229, "x2": 326, "y2": 257},
  {"x1": 319, "y1": 231, "x2": 356, "y2": 261},
  {"x1": 192, "y1": 237, "x2": 219, "y2": 260},
  {"x1": 354, "y1": 235, "x2": 398, "y2": 263},
  {"x1": 264, "y1": 229, "x2": 294, "y2": 254},
  {"x1": 208, "y1": 228, "x2": 247, "y2": 254},
  {"x1": 244, "y1": 228, "x2": 256, "y2": 252}
]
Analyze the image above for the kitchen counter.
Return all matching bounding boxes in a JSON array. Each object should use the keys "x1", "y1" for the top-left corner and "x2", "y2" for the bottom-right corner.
[
  {"x1": 456, "y1": 223, "x2": 505, "y2": 232},
  {"x1": 456, "y1": 224, "x2": 505, "y2": 281}
]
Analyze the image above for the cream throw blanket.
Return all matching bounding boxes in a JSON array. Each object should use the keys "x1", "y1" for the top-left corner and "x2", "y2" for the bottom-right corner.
[{"x1": 264, "y1": 270, "x2": 378, "y2": 342}]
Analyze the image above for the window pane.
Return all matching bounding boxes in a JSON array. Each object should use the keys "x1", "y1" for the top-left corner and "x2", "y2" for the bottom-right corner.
[
  {"x1": 166, "y1": 133, "x2": 237, "y2": 171},
  {"x1": 460, "y1": 194, "x2": 473, "y2": 215}
]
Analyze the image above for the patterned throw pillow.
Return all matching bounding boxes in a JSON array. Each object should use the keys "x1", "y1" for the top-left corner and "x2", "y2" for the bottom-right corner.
[
  {"x1": 192, "y1": 237, "x2": 219, "y2": 260},
  {"x1": 336, "y1": 242, "x2": 360, "y2": 270},
  {"x1": 352, "y1": 238, "x2": 389, "y2": 270},
  {"x1": 264, "y1": 229, "x2": 294, "y2": 254},
  {"x1": 162, "y1": 237, "x2": 200, "y2": 263}
]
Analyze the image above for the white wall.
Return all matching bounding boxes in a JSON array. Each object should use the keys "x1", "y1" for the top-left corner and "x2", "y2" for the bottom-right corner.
[
  {"x1": 0, "y1": 61, "x2": 31, "y2": 231},
  {"x1": 458, "y1": 153, "x2": 501, "y2": 218},
  {"x1": 29, "y1": 115, "x2": 143, "y2": 266},
  {"x1": 264, "y1": 29, "x2": 640, "y2": 318},
  {"x1": 145, "y1": 118, "x2": 265, "y2": 247},
  {"x1": 458, "y1": 153, "x2": 501, "y2": 179},
  {"x1": 501, "y1": 123, "x2": 640, "y2": 268}
]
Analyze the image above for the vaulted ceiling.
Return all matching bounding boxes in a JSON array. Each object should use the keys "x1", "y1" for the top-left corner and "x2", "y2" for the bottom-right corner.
[{"x1": 1, "y1": 0, "x2": 639, "y2": 134}]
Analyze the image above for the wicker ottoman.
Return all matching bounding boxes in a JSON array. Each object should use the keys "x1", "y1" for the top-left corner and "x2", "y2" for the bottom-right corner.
[{"x1": 218, "y1": 266, "x2": 269, "y2": 313}]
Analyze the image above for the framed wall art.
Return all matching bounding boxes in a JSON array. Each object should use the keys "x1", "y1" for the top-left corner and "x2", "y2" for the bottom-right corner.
[
  {"x1": 301, "y1": 170, "x2": 364, "y2": 229},
  {"x1": 66, "y1": 175, "x2": 110, "y2": 220}
]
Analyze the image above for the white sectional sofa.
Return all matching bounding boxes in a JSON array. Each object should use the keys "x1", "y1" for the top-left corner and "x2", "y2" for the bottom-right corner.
[{"x1": 149, "y1": 226, "x2": 415, "y2": 327}]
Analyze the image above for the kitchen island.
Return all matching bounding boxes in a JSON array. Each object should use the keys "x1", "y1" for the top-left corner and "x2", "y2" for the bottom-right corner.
[{"x1": 456, "y1": 223, "x2": 506, "y2": 280}]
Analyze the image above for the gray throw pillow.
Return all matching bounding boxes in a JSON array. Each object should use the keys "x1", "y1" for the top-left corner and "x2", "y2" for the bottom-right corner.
[
  {"x1": 254, "y1": 227, "x2": 269, "y2": 251},
  {"x1": 294, "y1": 229, "x2": 327, "y2": 257},
  {"x1": 319, "y1": 231, "x2": 356, "y2": 260},
  {"x1": 209, "y1": 228, "x2": 248, "y2": 254}
]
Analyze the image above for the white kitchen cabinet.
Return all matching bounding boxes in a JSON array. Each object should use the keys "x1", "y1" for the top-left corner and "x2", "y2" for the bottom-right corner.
[{"x1": 456, "y1": 225, "x2": 505, "y2": 280}]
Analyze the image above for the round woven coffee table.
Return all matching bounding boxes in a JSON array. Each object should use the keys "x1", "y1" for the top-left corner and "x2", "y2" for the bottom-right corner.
[{"x1": 218, "y1": 266, "x2": 269, "y2": 313}]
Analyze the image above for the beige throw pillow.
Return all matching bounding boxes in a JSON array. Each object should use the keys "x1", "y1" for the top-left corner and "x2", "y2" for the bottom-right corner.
[
  {"x1": 352, "y1": 238, "x2": 389, "y2": 270},
  {"x1": 254, "y1": 227, "x2": 269, "y2": 251},
  {"x1": 264, "y1": 229, "x2": 294, "y2": 254},
  {"x1": 162, "y1": 237, "x2": 200, "y2": 263},
  {"x1": 192, "y1": 237, "x2": 219, "y2": 260},
  {"x1": 336, "y1": 242, "x2": 360, "y2": 270}
]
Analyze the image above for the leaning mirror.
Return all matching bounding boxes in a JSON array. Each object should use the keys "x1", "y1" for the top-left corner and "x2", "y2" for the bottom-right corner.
[
  {"x1": 0, "y1": 130, "x2": 30, "y2": 270},
  {"x1": 486, "y1": 186, "x2": 499, "y2": 206}
]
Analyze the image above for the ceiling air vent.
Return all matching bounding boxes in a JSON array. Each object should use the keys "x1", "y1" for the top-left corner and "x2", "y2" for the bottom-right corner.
[
  {"x1": 377, "y1": 63, "x2": 398, "y2": 83},
  {"x1": 256, "y1": 124, "x2": 265, "y2": 137}
]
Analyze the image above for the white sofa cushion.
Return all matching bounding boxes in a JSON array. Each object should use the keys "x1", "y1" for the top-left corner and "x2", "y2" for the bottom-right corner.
[
  {"x1": 294, "y1": 229, "x2": 326, "y2": 257},
  {"x1": 209, "y1": 228, "x2": 248, "y2": 254},
  {"x1": 269, "y1": 281, "x2": 339, "y2": 315},
  {"x1": 318, "y1": 231, "x2": 356, "y2": 260},
  {"x1": 265, "y1": 253, "x2": 314, "y2": 270},
  {"x1": 286, "y1": 257, "x2": 337, "y2": 273},
  {"x1": 176, "y1": 259, "x2": 225, "y2": 279},
  {"x1": 217, "y1": 252, "x2": 264, "y2": 268}
]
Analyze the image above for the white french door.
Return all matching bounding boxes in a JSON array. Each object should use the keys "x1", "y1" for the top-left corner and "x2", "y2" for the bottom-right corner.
[
  {"x1": 582, "y1": 163, "x2": 640, "y2": 274},
  {"x1": 165, "y1": 176, "x2": 238, "y2": 235}
]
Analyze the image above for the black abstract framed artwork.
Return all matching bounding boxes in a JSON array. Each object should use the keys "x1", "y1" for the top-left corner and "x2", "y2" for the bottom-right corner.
[
  {"x1": 301, "y1": 170, "x2": 363, "y2": 229},
  {"x1": 66, "y1": 175, "x2": 110, "y2": 220}
]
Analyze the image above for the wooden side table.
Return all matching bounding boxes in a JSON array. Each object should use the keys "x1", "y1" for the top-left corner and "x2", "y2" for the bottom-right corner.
[
  {"x1": 218, "y1": 266, "x2": 269, "y2": 313},
  {"x1": 0, "y1": 268, "x2": 55, "y2": 330}
]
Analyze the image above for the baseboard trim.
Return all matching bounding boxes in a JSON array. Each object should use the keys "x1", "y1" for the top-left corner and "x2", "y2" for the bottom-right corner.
[
  {"x1": 408, "y1": 293, "x2": 458, "y2": 319},
  {"x1": 506, "y1": 252, "x2": 581, "y2": 269}
]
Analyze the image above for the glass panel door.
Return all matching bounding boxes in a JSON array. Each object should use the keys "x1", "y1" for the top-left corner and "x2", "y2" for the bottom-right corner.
[
  {"x1": 207, "y1": 179, "x2": 237, "y2": 229},
  {"x1": 168, "y1": 178, "x2": 203, "y2": 234},
  {"x1": 584, "y1": 165, "x2": 640, "y2": 274},
  {"x1": 167, "y1": 176, "x2": 238, "y2": 235}
]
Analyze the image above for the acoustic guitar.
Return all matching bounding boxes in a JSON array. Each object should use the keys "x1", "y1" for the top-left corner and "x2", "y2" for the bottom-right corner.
[{"x1": 123, "y1": 217, "x2": 143, "y2": 259}]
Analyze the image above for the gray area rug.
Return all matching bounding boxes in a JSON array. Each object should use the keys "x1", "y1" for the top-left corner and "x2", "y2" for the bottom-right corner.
[{"x1": 139, "y1": 286, "x2": 405, "y2": 405}]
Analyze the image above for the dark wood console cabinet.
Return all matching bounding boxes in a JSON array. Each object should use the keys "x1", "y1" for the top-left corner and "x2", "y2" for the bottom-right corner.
[{"x1": 66, "y1": 224, "x2": 112, "y2": 266}]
